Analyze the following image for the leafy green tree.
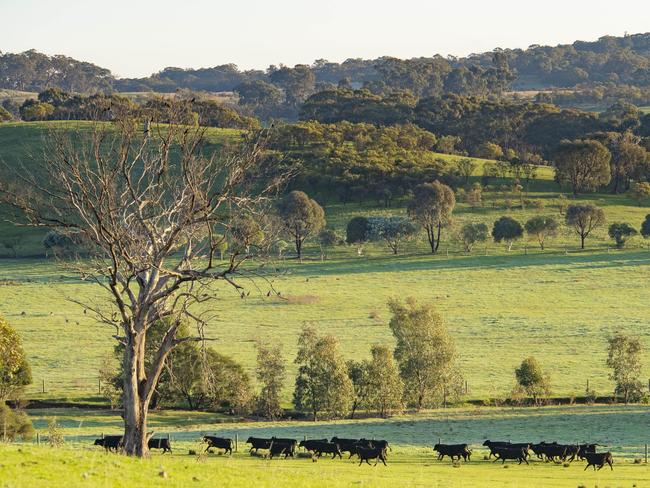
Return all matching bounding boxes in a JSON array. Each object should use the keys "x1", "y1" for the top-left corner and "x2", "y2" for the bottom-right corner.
[
  {"x1": 459, "y1": 222, "x2": 488, "y2": 252},
  {"x1": 229, "y1": 214, "x2": 264, "y2": 254},
  {"x1": 367, "y1": 216, "x2": 417, "y2": 254},
  {"x1": 606, "y1": 333, "x2": 643, "y2": 404},
  {"x1": 317, "y1": 228, "x2": 340, "y2": 260},
  {"x1": 0, "y1": 105, "x2": 12, "y2": 122},
  {"x1": 346, "y1": 216, "x2": 370, "y2": 255},
  {"x1": 641, "y1": 214, "x2": 650, "y2": 239},
  {"x1": 554, "y1": 139, "x2": 611, "y2": 195},
  {"x1": 631, "y1": 182, "x2": 650, "y2": 206},
  {"x1": 467, "y1": 182, "x2": 483, "y2": 208},
  {"x1": 388, "y1": 298, "x2": 461, "y2": 410},
  {"x1": 269, "y1": 64, "x2": 316, "y2": 110},
  {"x1": 255, "y1": 343, "x2": 286, "y2": 420},
  {"x1": 0, "y1": 232, "x2": 23, "y2": 258},
  {"x1": 19, "y1": 100, "x2": 54, "y2": 121},
  {"x1": 347, "y1": 359, "x2": 371, "y2": 419},
  {"x1": 565, "y1": 204, "x2": 605, "y2": 249},
  {"x1": 610, "y1": 141, "x2": 648, "y2": 193},
  {"x1": 168, "y1": 347, "x2": 253, "y2": 413},
  {"x1": 514, "y1": 357, "x2": 551, "y2": 405},
  {"x1": 492, "y1": 216, "x2": 524, "y2": 251},
  {"x1": 0, "y1": 404, "x2": 34, "y2": 441},
  {"x1": 278, "y1": 191, "x2": 326, "y2": 261},
  {"x1": 456, "y1": 158, "x2": 477, "y2": 184},
  {"x1": 234, "y1": 80, "x2": 285, "y2": 120},
  {"x1": 367, "y1": 345, "x2": 404, "y2": 417},
  {"x1": 524, "y1": 216, "x2": 558, "y2": 250},
  {"x1": 407, "y1": 181, "x2": 455, "y2": 253},
  {"x1": 0, "y1": 315, "x2": 32, "y2": 402},
  {"x1": 608, "y1": 223, "x2": 637, "y2": 248},
  {"x1": 476, "y1": 141, "x2": 504, "y2": 160},
  {"x1": 293, "y1": 326, "x2": 353, "y2": 421}
]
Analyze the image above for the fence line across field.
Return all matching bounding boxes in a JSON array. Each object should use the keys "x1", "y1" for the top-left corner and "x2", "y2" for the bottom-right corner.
[{"x1": 26, "y1": 376, "x2": 650, "y2": 399}]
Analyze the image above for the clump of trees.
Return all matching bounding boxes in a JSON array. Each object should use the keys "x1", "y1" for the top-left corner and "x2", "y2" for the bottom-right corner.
[
  {"x1": 255, "y1": 343, "x2": 286, "y2": 420},
  {"x1": 366, "y1": 216, "x2": 417, "y2": 254},
  {"x1": 278, "y1": 191, "x2": 326, "y2": 261},
  {"x1": 293, "y1": 326, "x2": 353, "y2": 421},
  {"x1": 565, "y1": 204, "x2": 605, "y2": 249},
  {"x1": 524, "y1": 216, "x2": 558, "y2": 250},
  {"x1": 347, "y1": 346, "x2": 404, "y2": 418},
  {"x1": 388, "y1": 298, "x2": 462, "y2": 410},
  {"x1": 608, "y1": 223, "x2": 637, "y2": 248},
  {"x1": 459, "y1": 222, "x2": 489, "y2": 252},
  {"x1": 513, "y1": 357, "x2": 551, "y2": 405},
  {"x1": 407, "y1": 181, "x2": 455, "y2": 253},
  {"x1": 554, "y1": 139, "x2": 611, "y2": 195},
  {"x1": 492, "y1": 216, "x2": 523, "y2": 251},
  {"x1": 0, "y1": 315, "x2": 34, "y2": 441},
  {"x1": 606, "y1": 333, "x2": 644, "y2": 404}
]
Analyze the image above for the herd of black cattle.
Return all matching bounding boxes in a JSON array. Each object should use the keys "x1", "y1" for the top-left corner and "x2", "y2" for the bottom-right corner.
[{"x1": 92, "y1": 435, "x2": 615, "y2": 471}]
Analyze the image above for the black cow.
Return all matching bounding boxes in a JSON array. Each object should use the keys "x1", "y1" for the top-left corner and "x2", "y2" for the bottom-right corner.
[
  {"x1": 572, "y1": 443, "x2": 598, "y2": 461},
  {"x1": 246, "y1": 437, "x2": 272, "y2": 454},
  {"x1": 268, "y1": 441, "x2": 295, "y2": 459},
  {"x1": 584, "y1": 452, "x2": 613, "y2": 471},
  {"x1": 356, "y1": 446, "x2": 388, "y2": 466},
  {"x1": 433, "y1": 443, "x2": 471, "y2": 462},
  {"x1": 482, "y1": 440, "x2": 509, "y2": 458},
  {"x1": 530, "y1": 442, "x2": 557, "y2": 460},
  {"x1": 370, "y1": 439, "x2": 390, "y2": 451},
  {"x1": 312, "y1": 441, "x2": 342, "y2": 459},
  {"x1": 148, "y1": 438, "x2": 172, "y2": 454},
  {"x1": 331, "y1": 437, "x2": 361, "y2": 457},
  {"x1": 203, "y1": 436, "x2": 233, "y2": 455},
  {"x1": 483, "y1": 441, "x2": 530, "y2": 459},
  {"x1": 491, "y1": 447, "x2": 529, "y2": 465},
  {"x1": 298, "y1": 439, "x2": 329, "y2": 453},
  {"x1": 93, "y1": 435, "x2": 123, "y2": 452}
]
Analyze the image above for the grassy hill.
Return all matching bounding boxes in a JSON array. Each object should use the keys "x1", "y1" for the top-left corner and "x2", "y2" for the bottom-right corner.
[{"x1": 0, "y1": 121, "x2": 244, "y2": 256}]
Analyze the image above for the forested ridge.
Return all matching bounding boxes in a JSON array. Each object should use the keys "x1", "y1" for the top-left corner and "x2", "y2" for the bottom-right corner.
[{"x1": 2, "y1": 32, "x2": 650, "y2": 115}]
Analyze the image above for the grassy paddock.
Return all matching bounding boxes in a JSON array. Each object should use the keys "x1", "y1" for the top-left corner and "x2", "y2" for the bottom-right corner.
[
  {"x1": 0, "y1": 443, "x2": 646, "y2": 488},
  {"x1": 3, "y1": 247, "x2": 650, "y2": 400}
]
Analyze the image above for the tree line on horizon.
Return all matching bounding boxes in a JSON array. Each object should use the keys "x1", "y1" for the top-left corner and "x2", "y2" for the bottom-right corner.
[{"x1": 2, "y1": 32, "x2": 650, "y2": 116}]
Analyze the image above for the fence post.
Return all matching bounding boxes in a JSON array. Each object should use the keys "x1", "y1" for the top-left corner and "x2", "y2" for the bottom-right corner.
[
  {"x1": 645, "y1": 444, "x2": 648, "y2": 464},
  {"x1": 235, "y1": 434, "x2": 238, "y2": 453},
  {"x1": 42, "y1": 379, "x2": 45, "y2": 394},
  {"x1": 98, "y1": 378, "x2": 101, "y2": 395},
  {"x1": 586, "y1": 379, "x2": 589, "y2": 392},
  {"x1": 465, "y1": 380, "x2": 468, "y2": 395},
  {"x1": 36, "y1": 433, "x2": 40, "y2": 446},
  {"x1": 443, "y1": 387, "x2": 447, "y2": 409}
]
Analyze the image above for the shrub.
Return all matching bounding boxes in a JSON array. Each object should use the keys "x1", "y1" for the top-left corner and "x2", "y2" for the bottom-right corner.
[{"x1": 0, "y1": 404, "x2": 34, "y2": 441}]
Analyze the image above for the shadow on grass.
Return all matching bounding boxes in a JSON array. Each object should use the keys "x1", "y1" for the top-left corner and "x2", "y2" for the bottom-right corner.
[{"x1": 280, "y1": 249, "x2": 650, "y2": 279}]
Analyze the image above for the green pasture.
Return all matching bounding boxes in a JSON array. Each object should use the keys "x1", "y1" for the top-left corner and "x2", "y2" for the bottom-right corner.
[
  {"x1": 2, "y1": 246, "x2": 650, "y2": 401},
  {"x1": 2, "y1": 404, "x2": 648, "y2": 488},
  {"x1": 2, "y1": 443, "x2": 646, "y2": 488}
]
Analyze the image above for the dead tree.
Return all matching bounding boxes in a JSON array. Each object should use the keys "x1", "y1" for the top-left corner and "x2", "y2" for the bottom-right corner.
[{"x1": 0, "y1": 104, "x2": 285, "y2": 456}]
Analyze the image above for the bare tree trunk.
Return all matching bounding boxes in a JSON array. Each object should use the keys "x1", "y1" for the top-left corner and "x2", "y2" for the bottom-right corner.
[{"x1": 122, "y1": 338, "x2": 149, "y2": 457}]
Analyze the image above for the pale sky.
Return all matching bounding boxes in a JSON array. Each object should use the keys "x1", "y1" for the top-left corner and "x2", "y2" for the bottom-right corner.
[{"x1": 1, "y1": 0, "x2": 648, "y2": 78}]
